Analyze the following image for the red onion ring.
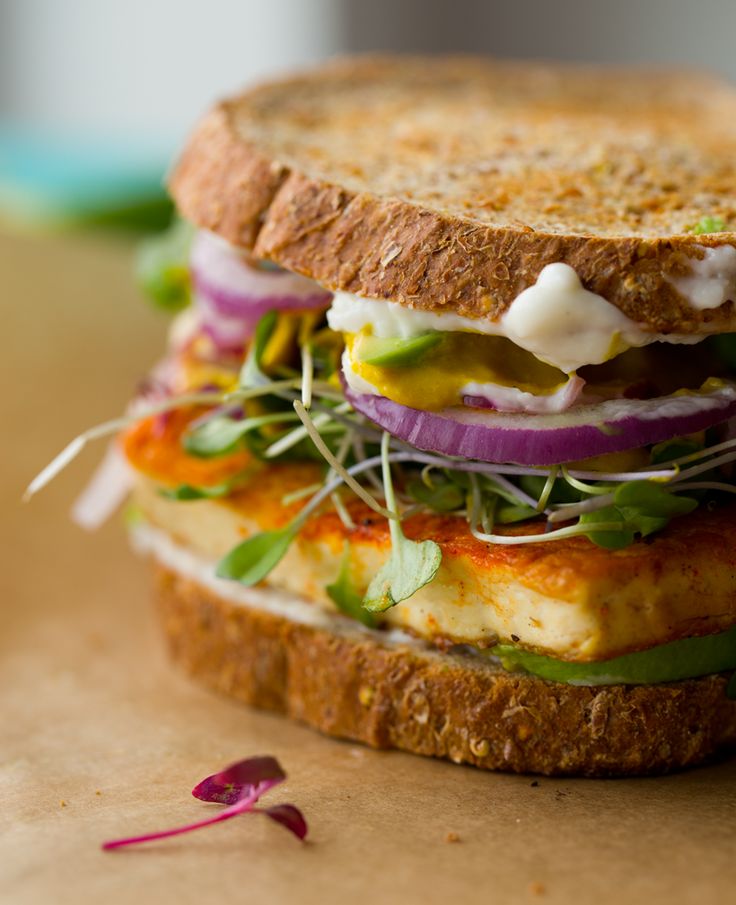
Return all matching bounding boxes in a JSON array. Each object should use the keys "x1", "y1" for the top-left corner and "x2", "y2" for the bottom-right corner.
[
  {"x1": 199, "y1": 314, "x2": 254, "y2": 352},
  {"x1": 344, "y1": 383, "x2": 736, "y2": 466},
  {"x1": 190, "y1": 230, "x2": 331, "y2": 321}
]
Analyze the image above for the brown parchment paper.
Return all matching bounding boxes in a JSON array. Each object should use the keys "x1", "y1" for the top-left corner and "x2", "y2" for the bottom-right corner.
[{"x1": 2, "y1": 231, "x2": 736, "y2": 905}]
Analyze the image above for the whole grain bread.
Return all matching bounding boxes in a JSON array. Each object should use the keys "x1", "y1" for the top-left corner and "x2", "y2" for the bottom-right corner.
[
  {"x1": 170, "y1": 55, "x2": 736, "y2": 334},
  {"x1": 154, "y1": 564, "x2": 736, "y2": 777}
]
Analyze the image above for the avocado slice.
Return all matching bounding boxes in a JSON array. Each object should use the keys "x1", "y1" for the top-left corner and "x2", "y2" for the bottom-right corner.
[
  {"x1": 354, "y1": 332, "x2": 442, "y2": 367},
  {"x1": 492, "y1": 626, "x2": 736, "y2": 686}
]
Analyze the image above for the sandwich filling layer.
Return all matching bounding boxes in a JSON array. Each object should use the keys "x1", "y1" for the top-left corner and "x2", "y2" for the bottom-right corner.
[
  {"x1": 328, "y1": 263, "x2": 706, "y2": 374},
  {"x1": 124, "y1": 409, "x2": 736, "y2": 663},
  {"x1": 132, "y1": 510, "x2": 736, "y2": 688},
  {"x1": 54, "y1": 221, "x2": 736, "y2": 692}
]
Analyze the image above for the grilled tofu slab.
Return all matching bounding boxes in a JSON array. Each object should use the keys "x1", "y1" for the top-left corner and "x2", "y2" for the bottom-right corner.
[{"x1": 125, "y1": 414, "x2": 736, "y2": 663}]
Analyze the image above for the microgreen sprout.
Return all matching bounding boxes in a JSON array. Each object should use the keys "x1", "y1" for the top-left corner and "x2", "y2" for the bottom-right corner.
[
  {"x1": 292, "y1": 400, "x2": 396, "y2": 520},
  {"x1": 535, "y1": 466, "x2": 559, "y2": 511},
  {"x1": 184, "y1": 410, "x2": 302, "y2": 458},
  {"x1": 264, "y1": 402, "x2": 351, "y2": 460},
  {"x1": 214, "y1": 452, "x2": 409, "y2": 585},
  {"x1": 691, "y1": 215, "x2": 728, "y2": 235},
  {"x1": 471, "y1": 519, "x2": 628, "y2": 546},
  {"x1": 239, "y1": 310, "x2": 277, "y2": 388},
  {"x1": 23, "y1": 379, "x2": 307, "y2": 502},
  {"x1": 326, "y1": 542, "x2": 376, "y2": 627},
  {"x1": 300, "y1": 342, "x2": 314, "y2": 408},
  {"x1": 102, "y1": 755, "x2": 307, "y2": 850},
  {"x1": 363, "y1": 433, "x2": 442, "y2": 612},
  {"x1": 23, "y1": 390, "x2": 224, "y2": 502},
  {"x1": 160, "y1": 480, "x2": 241, "y2": 501},
  {"x1": 216, "y1": 526, "x2": 300, "y2": 585},
  {"x1": 27, "y1": 296, "x2": 736, "y2": 575},
  {"x1": 560, "y1": 466, "x2": 615, "y2": 496}
]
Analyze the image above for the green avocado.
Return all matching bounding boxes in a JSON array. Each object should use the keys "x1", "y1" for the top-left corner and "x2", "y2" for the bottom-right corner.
[
  {"x1": 492, "y1": 626, "x2": 736, "y2": 686},
  {"x1": 354, "y1": 332, "x2": 442, "y2": 367}
]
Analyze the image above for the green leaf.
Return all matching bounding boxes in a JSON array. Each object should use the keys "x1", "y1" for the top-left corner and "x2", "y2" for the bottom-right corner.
[
  {"x1": 363, "y1": 534, "x2": 442, "y2": 613},
  {"x1": 519, "y1": 474, "x2": 581, "y2": 505},
  {"x1": 613, "y1": 481, "x2": 698, "y2": 519},
  {"x1": 691, "y1": 215, "x2": 727, "y2": 235},
  {"x1": 443, "y1": 469, "x2": 471, "y2": 490},
  {"x1": 492, "y1": 625, "x2": 736, "y2": 686},
  {"x1": 184, "y1": 410, "x2": 299, "y2": 458},
  {"x1": 495, "y1": 502, "x2": 538, "y2": 524},
  {"x1": 407, "y1": 477, "x2": 464, "y2": 512},
  {"x1": 326, "y1": 543, "x2": 376, "y2": 627},
  {"x1": 159, "y1": 481, "x2": 235, "y2": 501},
  {"x1": 215, "y1": 526, "x2": 296, "y2": 585},
  {"x1": 135, "y1": 218, "x2": 193, "y2": 311},
  {"x1": 362, "y1": 432, "x2": 442, "y2": 613},
  {"x1": 239, "y1": 310, "x2": 278, "y2": 388},
  {"x1": 183, "y1": 415, "x2": 251, "y2": 458},
  {"x1": 650, "y1": 437, "x2": 702, "y2": 465},
  {"x1": 354, "y1": 332, "x2": 442, "y2": 367},
  {"x1": 628, "y1": 513, "x2": 669, "y2": 537},
  {"x1": 579, "y1": 482, "x2": 698, "y2": 549},
  {"x1": 579, "y1": 506, "x2": 634, "y2": 549}
]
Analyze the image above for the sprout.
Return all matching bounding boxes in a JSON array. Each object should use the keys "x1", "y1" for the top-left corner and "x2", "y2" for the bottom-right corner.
[{"x1": 102, "y1": 756, "x2": 307, "y2": 850}]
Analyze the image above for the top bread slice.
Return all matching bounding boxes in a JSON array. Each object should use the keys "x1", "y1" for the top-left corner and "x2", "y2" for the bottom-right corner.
[{"x1": 170, "y1": 55, "x2": 736, "y2": 334}]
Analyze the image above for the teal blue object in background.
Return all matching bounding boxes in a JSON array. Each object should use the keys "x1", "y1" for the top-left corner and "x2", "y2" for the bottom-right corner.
[{"x1": 0, "y1": 124, "x2": 174, "y2": 232}]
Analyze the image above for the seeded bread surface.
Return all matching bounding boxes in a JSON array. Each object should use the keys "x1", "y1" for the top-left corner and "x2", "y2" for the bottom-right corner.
[
  {"x1": 170, "y1": 55, "x2": 736, "y2": 333},
  {"x1": 155, "y1": 565, "x2": 736, "y2": 777}
]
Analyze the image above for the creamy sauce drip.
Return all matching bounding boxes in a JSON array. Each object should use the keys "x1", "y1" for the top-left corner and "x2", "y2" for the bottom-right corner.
[
  {"x1": 670, "y1": 245, "x2": 736, "y2": 311},
  {"x1": 327, "y1": 264, "x2": 702, "y2": 373}
]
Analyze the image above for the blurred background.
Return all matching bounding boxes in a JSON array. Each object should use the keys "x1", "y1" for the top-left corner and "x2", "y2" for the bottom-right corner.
[{"x1": 2, "y1": 0, "x2": 736, "y2": 232}]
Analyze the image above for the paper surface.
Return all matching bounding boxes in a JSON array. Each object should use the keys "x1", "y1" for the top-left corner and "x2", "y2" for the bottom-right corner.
[{"x1": 3, "y1": 231, "x2": 736, "y2": 905}]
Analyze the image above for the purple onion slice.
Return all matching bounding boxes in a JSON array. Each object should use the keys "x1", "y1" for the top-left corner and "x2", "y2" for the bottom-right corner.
[
  {"x1": 190, "y1": 230, "x2": 331, "y2": 321},
  {"x1": 344, "y1": 383, "x2": 736, "y2": 466}
]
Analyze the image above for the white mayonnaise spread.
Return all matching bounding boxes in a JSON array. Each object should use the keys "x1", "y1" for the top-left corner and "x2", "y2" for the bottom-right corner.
[
  {"x1": 328, "y1": 292, "x2": 500, "y2": 340},
  {"x1": 670, "y1": 245, "x2": 736, "y2": 310},
  {"x1": 500, "y1": 264, "x2": 636, "y2": 372},
  {"x1": 327, "y1": 263, "x2": 702, "y2": 373}
]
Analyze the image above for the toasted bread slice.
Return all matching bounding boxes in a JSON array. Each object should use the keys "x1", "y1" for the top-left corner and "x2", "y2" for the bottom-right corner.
[
  {"x1": 170, "y1": 55, "x2": 736, "y2": 333},
  {"x1": 150, "y1": 556, "x2": 736, "y2": 777}
]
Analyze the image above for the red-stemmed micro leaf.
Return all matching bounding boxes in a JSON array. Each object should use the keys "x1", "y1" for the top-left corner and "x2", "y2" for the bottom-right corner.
[
  {"x1": 102, "y1": 756, "x2": 307, "y2": 850},
  {"x1": 261, "y1": 804, "x2": 309, "y2": 840},
  {"x1": 192, "y1": 755, "x2": 286, "y2": 805}
]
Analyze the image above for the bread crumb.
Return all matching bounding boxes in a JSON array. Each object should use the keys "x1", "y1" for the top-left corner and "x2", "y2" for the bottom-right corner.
[
  {"x1": 529, "y1": 881, "x2": 546, "y2": 896},
  {"x1": 445, "y1": 832, "x2": 461, "y2": 843},
  {"x1": 95, "y1": 790, "x2": 102, "y2": 796},
  {"x1": 60, "y1": 800, "x2": 66, "y2": 808}
]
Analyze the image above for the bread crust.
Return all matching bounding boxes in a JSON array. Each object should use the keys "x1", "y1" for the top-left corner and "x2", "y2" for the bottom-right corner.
[
  {"x1": 169, "y1": 56, "x2": 736, "y2": 333},
  {"x1": 154, "y1": 564, "x2": 736, "y2": 777}
]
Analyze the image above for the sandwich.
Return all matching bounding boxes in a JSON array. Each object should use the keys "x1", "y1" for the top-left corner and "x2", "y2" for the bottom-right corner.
[{"x1": 32, "y1": 56, "x2": 736, "y2": 776}]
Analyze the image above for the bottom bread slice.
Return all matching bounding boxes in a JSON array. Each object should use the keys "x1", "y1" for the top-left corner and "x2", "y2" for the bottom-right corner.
[{"x1": 153, "y1": 564, "x2": 736, "y2": 777}]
